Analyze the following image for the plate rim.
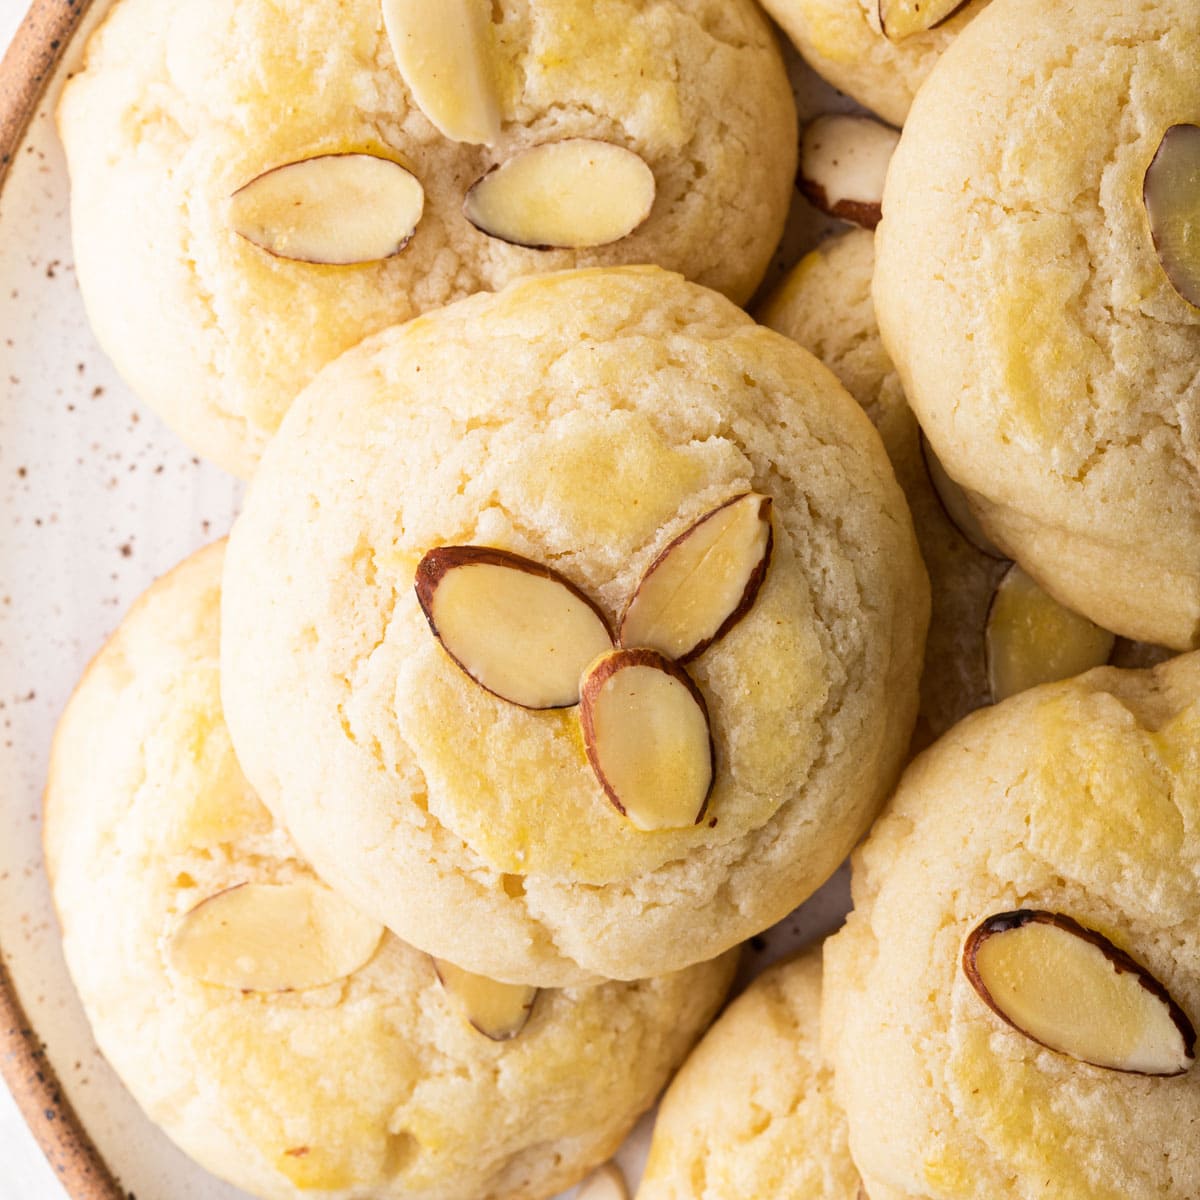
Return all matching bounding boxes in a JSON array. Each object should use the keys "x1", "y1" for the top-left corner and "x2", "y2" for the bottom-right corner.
[
  {"x1": 0, "y1": 6, "x2": 851, "y2": 1198},
  {"x1": 0, "y1": 0, "x2": 89, "y2": 186},
  {"x1": 0, "y1": 0, "x2": 124, "y2": 1194}
]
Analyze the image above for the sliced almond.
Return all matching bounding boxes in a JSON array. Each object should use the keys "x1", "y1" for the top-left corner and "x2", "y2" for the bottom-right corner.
[
  {"x1": 577, "y1": 1163, "x2": 629, "y2": 1200},
  {"x1": 463, "y1": 139, "x2": 656, "y2": 249},
  {"x1": 229, "y1": 154, "x2": 424, "y2": 265},
  {"x1": 985, "y1": 564, "x2": 1115, "y2": 702},
  {"x1": 964, "y1": 910, "x2": 1195, "y2": 1075},
  {"x1": 579, "y1": 648, "x2": 714, "y2": 831},
  {"x1": 1144, "y1": 124, "x2": 1200, "y2": 309},
  {"x1": 432, "y1": 957, "x2": 538, "y2": 1040},
  {"x1": 619, "y1": 493, "x2": 773, "y2": 662},
  {"x1": 415, "y1": 546, "x2": 613, "y2": 709},
  {"x1": 168, "y1": 881, "x2": 383, "y2": 992},
  {"x1": 798, "y1": 115, "x2": 899, "y2": 230},
  {"x1": 920, "y1": 434, "x2": 1007, "y2": 559},
  {"x1": 382, "y1": 0, "x2": 501, "y2": 145},
  {"x1": 879, "y1": 0, "x2": 970, "y2": 41}
]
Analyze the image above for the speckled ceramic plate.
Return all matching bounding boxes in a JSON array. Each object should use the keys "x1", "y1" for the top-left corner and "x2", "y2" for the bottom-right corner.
[{"x1": 0, "y1": 4, "x2": 856, "y2": 1197}]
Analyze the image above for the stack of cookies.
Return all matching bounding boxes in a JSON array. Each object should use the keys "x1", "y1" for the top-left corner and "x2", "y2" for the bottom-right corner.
[{"x1": 44, "y1": 0, "x2": 1200, "y2": 1197}]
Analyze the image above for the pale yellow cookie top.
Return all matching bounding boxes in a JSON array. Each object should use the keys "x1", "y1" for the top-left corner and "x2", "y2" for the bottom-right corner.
[
  {"x1": 760, "y1": 230, "x2": 905, "y2": 448},
  {"x1": 221, "y1": 266, "x2": 928, "y2": 987},
  {"x1": 874, "y1": 0, "x2": 1200, "y2": 649},
  {"x1": 762, "y1": 229, "x2": 1014, "y2": 743},
  {"x1": 760, "y1": 0, "x2": 991, "y2": 126},
  {"x1": 44, "y1": 541, "x2": 737, "y2": 1200},
  {"x1": 638, "y1": 948, "x2": 861, "y2": 1200},
  {"x1": 824, "y1": 652, "x2": 1200, "y2": 1200},
  {"x1": 58, "y1": 0, "x2": 796, "y2": 476}
]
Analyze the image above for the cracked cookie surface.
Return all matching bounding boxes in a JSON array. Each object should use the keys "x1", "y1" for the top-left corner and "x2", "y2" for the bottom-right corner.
[
  {"x1": 762, "y1": 229, "x2": 1009, "y2": 745},
  {"x1": 874, "y1": 0, "x2": 1200, "y2": 650},
  {"x1": 824, "y1": 652, "x2": 1200, "y2": 1200},
  {"x1": 58, "y1": 0, "x2": 796, "y2": 475},
  {"x1": 761, "y1": 0, "x2": 990, "y2": 125},
  {"x1": 45, "y1": 541, "x2": 736, "y2": 1200},
  {"x1": 220, "y1": 267, "x2": 928, "y2": 986},
  {"x1": 639, "y1": 948, "x2": 861, "y2": 1200}
]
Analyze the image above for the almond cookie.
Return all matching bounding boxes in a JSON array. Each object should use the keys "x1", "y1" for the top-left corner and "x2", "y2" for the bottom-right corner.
[
  {"x1": 57, "y1": 0, "x2": 796, "y2": 476},
  {"x1": 761, "y1": 228, "x2": 1166, "y2": 747},
  {"x1": 220, "y1": 266, "x2": 929, "y2": 987},
  {"x1": 824, "y1": 652, "x2": 1200, "y2": 1200},
  {"x1": 44, "y1": 541, "x2": 736, "y2": 1200},
  {"x1": 638, "y1": 948, "x2": 861, "y2": 1200},
  {"x1": 874, "y1": 0, "x2": 1200, "y2": 650},
  {"x1": 760, "y1": 0, "x2": 990, "y2": 126}
]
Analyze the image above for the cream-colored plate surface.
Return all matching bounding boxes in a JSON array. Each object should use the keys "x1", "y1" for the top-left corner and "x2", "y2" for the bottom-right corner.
[{"x1": 0, "y1": 2, "x2": 856, "y2": 1195}]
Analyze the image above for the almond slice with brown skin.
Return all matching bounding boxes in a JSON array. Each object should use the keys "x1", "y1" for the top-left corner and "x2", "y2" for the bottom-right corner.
[
  {"x1": 619, "y1": 493, "x2": 772, "y2": 662},
  {"x1": 1144, "y1": 124, "x2": 1200, "y2": 309},
  {"x1": 879, "y1": 0, "x2": 970, "y2": 41},
  {"x1": 963, "y1": 910, "x2": 1195, "y2": 1076},
  {"x1": 579, "y1": 648, "x2": 714, "y2": 831},
  {"x1": 464, "y1": 139, "x2": 656, "y2": 249},
  {"x1": 920, "y1": 434, "x2": 1007, "y2": 559},
  {"x1": 985, "y1": 564, "x2": 1115, "y2": 702},
  {"x1": 168, "y1": 881, "x2": 384, "y2": 992},
  {"x1": 577, "y1": 1163, "x2": 629, "y2": 1200},
  {"x1": 415, "y1": 546, "x2": 613, "y2": 709},
  {"x1": 798, "y1": 115, "x2": 899, "y2": 230},
  {"x1": 381, "y1": 0, "x2": 501, "y2": 146},
  {"x1": 229, "y1": 154, "x2": 424, "y2": 265},
  {"x1": 432, "y1": 957, "x2": 538, "y2": 1040}
]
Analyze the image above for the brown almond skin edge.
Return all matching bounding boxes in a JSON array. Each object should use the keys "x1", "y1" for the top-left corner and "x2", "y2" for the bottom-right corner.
[
  {"x1": 961, "y1": 908, "x2": 1197, "y2": 1076},
  {"x1": 618, "y1": 493, "x2": 774, "y2": 663},
  {"x1": 413, "y1": 545, "x2": 615, "y2": 710},
  {"x1": 429, "y1": 957, "x2": 538, "y2": 1042},
  {"x1": 878, "y1": 0, "x2": 971, "y2": 41},
  {"x1": 1143, "y1": 124, "x2": 1200, "y2": 311},
  {"x1": 230, "y1": 152, "x2": 422, "y2": 265},
  {"x1": 578, "y1": 647, "x2": 716, "y2": 826},
  {"x1": 795, "y1": 178, "x2": 882, "y2": 230},
  {"x1": 461, "y1": 162, "x2": 556, "y2": 252},
  {"x1": 462, "y1": 139, "x2": 656, "y2": 252}
]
